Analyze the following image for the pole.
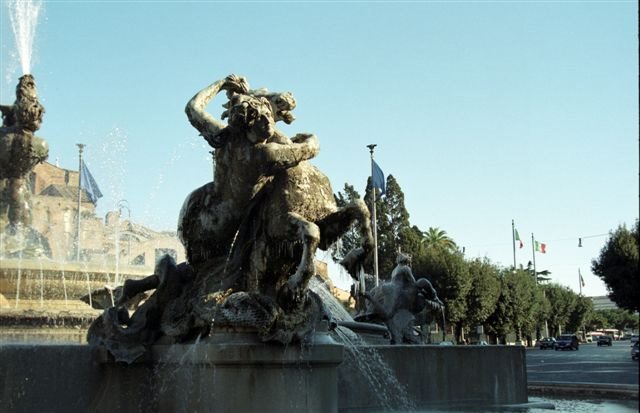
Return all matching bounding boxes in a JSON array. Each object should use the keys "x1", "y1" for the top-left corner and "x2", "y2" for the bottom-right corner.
[
  {"x1": 367, "y1": 144, "x2": 379, "y2": 288},
  {"x1": 512, "y1": 219, "x2": 516, "y2": 269},
  {"x1": 578, "y1": 268, "x2": 583, "y2": 296},
  {"x1": 532, "y1": 232, "x2": 549, "y2": 337},
  {"x1": 117, "y1": 199, "x2": 131, "y2": 268},
  {"x1": 531, "y1": 233, "x2": 537, "y2": 283},
  {"x1": 76, "y1": 144, "x2": 85, "y2": 262}
]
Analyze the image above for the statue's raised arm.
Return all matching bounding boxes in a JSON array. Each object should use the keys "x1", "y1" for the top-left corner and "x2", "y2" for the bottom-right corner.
[{"x1": 185, "y1": 74, "x2": 249, "y2": 148}]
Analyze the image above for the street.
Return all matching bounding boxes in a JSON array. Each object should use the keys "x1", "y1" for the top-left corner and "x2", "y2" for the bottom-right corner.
[{"x1": 527, "y1": 340, "x2": 639, "y2": 386}]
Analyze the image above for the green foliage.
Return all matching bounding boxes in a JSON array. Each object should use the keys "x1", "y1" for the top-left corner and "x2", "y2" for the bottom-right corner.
[
  {"x1": 465, "y1": 258, "x2": 501, "y2": 327},
  {"x1": 364, "y1": 174, "x2": 414, "y2": 279},
  {"x1": 566, "y1": 295, "x2": 594, "y2": 334},
  {"x1": 335, "y1": 175, "x2": 632, "y2": 343},
  {"x1": 413, "y1": 247, "x2": 471, "y2": 328},
  {"x1": 543, "y1": 284, "x2": 577, "y2": 336},
  {"x1": 505, "y1": 269, "x2": 540, "y2": 340},
  {"x1": 330, "y1": 183, "x2": 363, "y2": 261},
  {"x1": 591, "y1": 221, "x2": 640, "y2": 312},
  {"x1": 421, "y1": 227, "x2": 457, "y2": 252},
  {"x1": 593, "y1": 308, "x2": 640, "y2": 331}
]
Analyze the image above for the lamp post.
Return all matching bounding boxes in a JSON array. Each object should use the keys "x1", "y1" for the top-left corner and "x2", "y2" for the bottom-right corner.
[
  {"x1": 118, "y1": 199, "x2": 131, "y2": 263},
  {"x1": 75, "y1": 143, "x2": 85, "y2": 262},
  {"x1": 366, "y1": 144, "x2": 380, "y2": 288},
  {"x1": 114, "y1": 199, "x2": 130, "y2": 285}
]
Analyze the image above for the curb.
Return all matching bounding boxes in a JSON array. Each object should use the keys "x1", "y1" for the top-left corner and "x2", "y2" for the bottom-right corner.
[{"x1": 528, "y1": 381, "x2": 639, "y2": 400}]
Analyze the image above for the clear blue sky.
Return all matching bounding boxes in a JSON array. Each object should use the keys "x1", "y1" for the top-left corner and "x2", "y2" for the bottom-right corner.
[{"x1": 1, "y1": 1, "x2": 637, "y2": 297}]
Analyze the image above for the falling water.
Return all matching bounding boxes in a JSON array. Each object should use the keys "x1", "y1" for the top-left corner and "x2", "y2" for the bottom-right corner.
[
  {"x1": 7, "y1": 0, "x2": 43, "y2": 75},
  {"x1": 14, "y1": 265, "x2": 22, "y2": 308},
  {"x1": 223, "y1": 228, "x2": 240, "y2": 275},
  {"x1": 84, "y1": 269, "x2": 92, "y2": 308},
  {"x1": 441, "y1": 307, "x2": 447, "y2": 342},
  {"x1": 14, "y1": 229, "x2": 24, "y2": 309},
  {"x1": 334, "y1": 326, "x2": 415, "y2": 411},
  {"x1": 308, "y1": 276, "x2": 353, "y2": 322},
  {"x1": 60, "y1": 266, "x2": 68, "y2": 305},
  {"x1": 308, "y1": 276, "x2": 415, "y2": 411},
  {"x1": 39, "y1": 258, "x2": 44, "y2": 307}
]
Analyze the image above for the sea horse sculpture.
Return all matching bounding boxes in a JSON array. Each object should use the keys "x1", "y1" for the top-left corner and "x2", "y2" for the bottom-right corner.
[{"x1": 355, "y1": 253, "x2": 443, "y2": 344}]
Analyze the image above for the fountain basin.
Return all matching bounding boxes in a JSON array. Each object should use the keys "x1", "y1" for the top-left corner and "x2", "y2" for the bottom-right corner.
[
  {"x1": 0, "y1": 331, "x2": 343, "y2": 413},
  {"x1": 0, "y1": 340, "x2": 527, "y2": 412}
]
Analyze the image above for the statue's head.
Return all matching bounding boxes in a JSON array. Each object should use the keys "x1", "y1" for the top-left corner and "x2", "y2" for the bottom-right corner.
[
  {"x1": 14, "y1": 74, "x2": 45, "y2": 132},
  {"x1": 396, "y1": 252, "x2": 412, "y2": 266},
  {"x1": 16, "y1": 75, "x2": 38, "y2": 100},
  {"x1": 227, "y1": 94, "x2": 275, "y2": 143},
  {"x1": 15, "y1": 95, "x2": 45, "y2": 132}
]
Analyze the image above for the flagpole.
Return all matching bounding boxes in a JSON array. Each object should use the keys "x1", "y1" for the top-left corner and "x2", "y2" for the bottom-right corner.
[
  {"x1": 76, "y1": 143, "x2": 85, "y2": 262},
  {"x1": 531, "y1": 233, "x2": 537, "y2": 284},
  {"x1": 578, "y1": 268, "x2": 583, "y2": 296},
  {"x1": 367, "y1": 144, "x2": 380, "y2": 288},
  {"x1": 512, "y1": 220, "x2": 516, "y2": 269}
]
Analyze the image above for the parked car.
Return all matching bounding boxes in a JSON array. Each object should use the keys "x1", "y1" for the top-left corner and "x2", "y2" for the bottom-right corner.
[
  {"x1": 554, "y1": 334, "x2": 579, "y2": 351},
  {"x1": 632, "y1": 342, "x2": 639, "y2": 361},
  {"x1": 538, "y1": 337, "x2": 556, "y2": 350},
  {"x1": 597, "y1": 335, "x2": 613, "y2": 346}
]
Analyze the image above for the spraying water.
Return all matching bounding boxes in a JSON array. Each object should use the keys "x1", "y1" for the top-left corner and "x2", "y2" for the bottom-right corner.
[{"x1": 7, "y1": 0, "x2": 43, "y2": 75}]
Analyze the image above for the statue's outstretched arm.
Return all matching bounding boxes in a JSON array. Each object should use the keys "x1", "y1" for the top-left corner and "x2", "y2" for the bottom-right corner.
[
  {"x1": 258, "y1": 133, "x2": 320, "y2": 173},
  {"x1": 185, "y1": 75, "x2": 248, "y2": 146}
]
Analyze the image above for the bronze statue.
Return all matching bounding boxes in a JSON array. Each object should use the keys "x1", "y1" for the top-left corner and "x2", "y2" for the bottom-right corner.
[
  {"x1": 355, "y1": 254, "x2": 443, "y2": 344},
  {"x1": 0, "y1": 74, "x2": 48, "y2": 229},
  {"x1": 88, "y1": 75, "x2": 374, "y2": 362}
]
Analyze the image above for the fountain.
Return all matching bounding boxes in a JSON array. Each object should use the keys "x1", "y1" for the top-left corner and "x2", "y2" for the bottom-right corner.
[{"x1": 0, "y1": 4, "x2": 528, "y2": 410}]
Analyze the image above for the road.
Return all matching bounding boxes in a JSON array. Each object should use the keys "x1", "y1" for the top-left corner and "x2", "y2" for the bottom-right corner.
[{"x1": 526, "y1": 340, "x2": 639, "y2": 386}]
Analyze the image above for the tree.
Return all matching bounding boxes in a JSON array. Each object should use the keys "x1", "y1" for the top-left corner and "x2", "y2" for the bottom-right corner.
[
  {"x1": 566, "y1": 295, "x2": 594, "y2": 336},
  {"x1": 364, "y1": 174, "x2": 413, "y2": 279},
  {"x1": 413, "y1": 247, "x2": 471, "y2": 343},
  {"x1": 464, "y1": 258, "x2": 501, "y2": 330},
  {"x1": 421, "y1": 227, "x2": 457, "y2": 252},
  {"x1": 592, "y1": 221, "x2": 639, "y2": 312},
  {"x1": 543, "y1": 284, "x2": 578, "y2": 336},
  {"x1": 501, "y1": 269, "x2": 540, "y2": 343},
  {"x1": 595, "y1": 308, "x2": 640, "y2": 332},
  {"x1": 330, "y1": 183, "x2": 363, "y2": 262}
]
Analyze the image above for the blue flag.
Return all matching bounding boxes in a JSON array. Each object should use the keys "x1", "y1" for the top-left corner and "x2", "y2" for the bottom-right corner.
[
  {"x1": 80, "y1": 160, "x2": 103, "y2": 204},
  {"x1": 372, "y1": 160, "x2": 385, "y2": 196}
]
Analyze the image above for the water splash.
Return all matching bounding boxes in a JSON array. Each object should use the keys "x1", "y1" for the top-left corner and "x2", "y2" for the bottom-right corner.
[
  {"x1": 334, "y1": 326, "x2": 415, "y2": 411},
  {"x1": 7, "y1": 0, "x2": 43, "y2": 75}
]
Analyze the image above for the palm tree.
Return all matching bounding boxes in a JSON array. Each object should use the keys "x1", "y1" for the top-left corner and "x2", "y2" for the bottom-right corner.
[{"x1": 421, "y1": 227, "x2": 457, "y2": 251}]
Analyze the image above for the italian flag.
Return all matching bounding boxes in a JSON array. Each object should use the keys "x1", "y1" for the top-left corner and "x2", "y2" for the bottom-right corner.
[
  {"x1": 535, "y1": 241, "x2": 547, "y2": 254},
  {"x1": 515, "y1": 229, "x2": 524, "y2": 249}
]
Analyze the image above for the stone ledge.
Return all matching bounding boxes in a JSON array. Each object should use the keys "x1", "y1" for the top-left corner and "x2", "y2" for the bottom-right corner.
[{"x1": 528, "y1": 381, "x2": 639, "y2": 400}]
